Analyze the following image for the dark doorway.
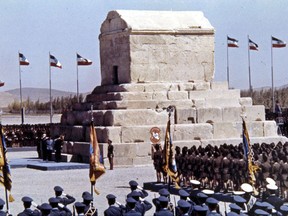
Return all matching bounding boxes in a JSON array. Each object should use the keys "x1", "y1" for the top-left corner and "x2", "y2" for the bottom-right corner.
[{"x1": 112, "y1": 66, "x2": 119, "y2": 84}]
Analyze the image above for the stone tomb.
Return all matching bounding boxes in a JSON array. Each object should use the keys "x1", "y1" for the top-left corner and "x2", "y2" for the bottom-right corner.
[{"x1": 56, "y1": 10, "x2": 287, "y2": 166}]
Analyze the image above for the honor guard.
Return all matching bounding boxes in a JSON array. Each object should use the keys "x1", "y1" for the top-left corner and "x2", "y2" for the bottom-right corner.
[
  {"x1": 175, "y1": 190, "x2": 193, "y2": 216},
  {"x1": 18, "y1": 196, "x2": 41, "y2": 216},
  {"x1": 189, "y1": 180, "x2": 201, "y2": 204},
  {"x1": 49, "y1": 197, "x2": 72, "y2": 216},
  {"x1": 104, "y1": 194, "x2": 125, "y2": 216},
  {"x1": 124, "y1": 197, "x2": 141, "y2": 216},
  {"x1": 205, "y1": 197, "x2": 221, "y2": 216},
  {"x1": 240, "y1": 183, "x2": 257, "y2": 212},
  {"x1": 129, "y1": 191, "x2": 152, "y2": 216},
  {"x1": 233, "y1": 195, "x2": 248, "y2": 215},
  {"x1": 39, "y1": 203, "x2": 52, "y2": 216},
  {"x1": 54, "y1": 186, "x2": 76, "y2": 207},
  {"x1": 80, "y1": 192, "x2": 97, "y2": 216},
  {"x1": 127, "y1": 180, "x2": 148, "y2": 199},
  {"x1": 153, "y1": 196, "x2": 173, "y2": 216},
  {"x1": 74, "y1": 202, "x2": 86, "y2": 216},
  {"x1": 193, "y1": 205, "x2": 208, "y2": 216},
  {"x1": 264, "y1": 184, "x2": 284, "y2": 211},
  {"x1": 177, "y1": 200, "x2": 191, "y2": 216},
  {"x1": 152, "y1": 189, "x2": 174, "y2": 214}
]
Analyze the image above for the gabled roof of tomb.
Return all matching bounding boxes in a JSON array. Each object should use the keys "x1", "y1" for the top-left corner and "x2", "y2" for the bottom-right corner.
[{"x1": 100, "y1": 10, "x2": 214, "y2": 35}]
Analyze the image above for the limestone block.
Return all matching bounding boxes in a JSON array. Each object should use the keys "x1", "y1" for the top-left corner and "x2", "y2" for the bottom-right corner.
[
  {"x1": 172, "y1": 140, "x2": 201, "y2": 148},
  {"x1": 120, "y1": 92, "x2": 153, "y2": 100},
  {"x1": 205, "y1": 98, "x2": 240, "y2": 108},
  {"x1": 114, "y1": 157, "x2": 134, "y2": 166},
  {"x1": 168, "y1": 91, "x2": 188, "y2": 100},
  {"x1": 69, "y1": 126, "x2": 86, "y2": 142},
  {"x1": 114, "y1": 143, "x2": 136, "y2": 158},
  {"x1": 72, "y1": 142, "x2": 91, "y2": 157},
  {"x1": 244, "y1": 105, "x2": 265, "y2": 121},
  {"x1": 133, "y1": 157, "x2": 153, "y2": 166},
  {"x1": 135, "y1": 143, "x2": 152, "y2": 157},
  {"x1": 189, "y1": 89, "x2": 240, "y2": 100},
  {"x1": 152, "y1": 92, "x2": 168, "y2": 100},
  {"x1": 263, "y1": 121, "x2": 278, "y2": 137},
  {"x1": 197, "y1": 107, "x2": 222, "y2": 123},
  {"x1": 120, "y1": 83, "x2": 145, "y2": 92},
  {"x1": 178, "y1": 83, "x2": 195, "y2": 91},
  {"x1": 176, "y1": 108, "x2": 197, "y2": 124},
  {"x1": 172, "y1": 123, "x2": 213, "y2": 140},
  {"x1": 213, "y1": 122, "x2": 241, "y2": 139},
  {"x1": 104, "y1": 109, "x2": 168, "y2": 126},
  {"x1": 192, "y1": 99, "x2": 205, "y2": 108},
  {"x1": 102, "y1": 126, "x2": 122, "y2": 143},
  {"x1": 239, "y1": 97, "x2": 253, "y2": 106},
  {"x1": 210, "y1": 81, "x2": 228, "y2": 90},
  {"x1": 222, "y1": 107, "x2": 242, "y2": 122},
  {"x1": 155, "y1": 100, "x2": 193, "y2": 109},
  {"x1": 246, "y1": 121, "x2": 264, "y2": 137},
  {"x1": 193, "y1": 82, "x2": 210, "y2": 90},
  {"x1": 121, "y1": 126, "x2": 166, "y2": 143}
]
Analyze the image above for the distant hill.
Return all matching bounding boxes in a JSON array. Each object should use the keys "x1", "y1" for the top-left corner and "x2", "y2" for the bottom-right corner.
[{"x1": 0, "y1": 88, "x2": 89, "y2": 108}]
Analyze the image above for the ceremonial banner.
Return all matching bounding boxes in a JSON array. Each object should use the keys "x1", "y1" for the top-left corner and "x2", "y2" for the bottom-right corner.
[
  {"x1": 163, "y1": 119, "x2": 179, "y2": 187},
  {"x1": 272, "y1": 36, "x2": 286, "y2": 48},
  {"x1": 249, "y1": 39, "x2": 258, "y2": 51},
  {"x1": 89, "y1": 121, "x2": 105, "y2": 195},
  {"x1": 0, "y1": 127, "x2": 14, "y2": 202}
]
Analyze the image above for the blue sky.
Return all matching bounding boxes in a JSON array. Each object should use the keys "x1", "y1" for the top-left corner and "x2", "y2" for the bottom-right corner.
[{"x1": 1, "y1": 0, "x2": 288, "y2": 93}]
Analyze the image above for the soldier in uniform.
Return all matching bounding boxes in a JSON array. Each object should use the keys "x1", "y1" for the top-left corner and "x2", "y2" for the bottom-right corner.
[
  {"x1": 177, "y1": 200, "x2": 191, "y2": 216},
  {"x1": 54, "y1": 134, "x2": 65, "y2": 162},
  {"x1": 263, "y1": 184, "x2": 284, "y2": 211},
  {"x1": 124, "y1": 197, "x2": 141, "y2": 216},
  {"x1": 107, "y1": 139, "x2": 114, "y2": 170},
  {"x1": 104, "y1": 194, "x2": 125, "y2": 216},
  {"x1": 17, "y1": 196, "x2": 41, "y2": 216},
  {"x1": 38, "y1": 203, "x2": 52, "y2": 216},
  {"x1": 74, "y1": 202, "x2": 86, "y2": 216},
  {"x1": 205, "y1": 197, "x2": 221, "y2": 216},
  {"x1": 54, "y1": 186, "x2": 75, "y2": 207},
  {"x1": 153, "y1": 196, "x2": 173, "y2": 216},
  {"x1": 151, "y1": 144, "x2": 164, "y2": 183},
  {"x1": 152, "y1": 189, "x2": 174, "y2": 214},
  {"x1": 80, "y1": 192, "x2": 97, "y2": 216},
  {"x1": 129, "y1": 191, "x2": 152, "y2": 216},
  {"x1": 127, "y1": 180, "x2": 148, "y2": 199},
  {"x1": 280, "y1": 156, "x2": 288, "y2": 200},
  {"x1": 48, "y1": 197, "x2": 71, "y2": 216}
]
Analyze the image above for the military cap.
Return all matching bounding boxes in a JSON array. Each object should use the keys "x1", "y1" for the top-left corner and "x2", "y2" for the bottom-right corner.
[
  {"x1": 194, "y1": 205, "x2": 208, "y2": 212},
  {"x1": 106, "y1": 194, "x2": 116, "y2": 200},
  {"x1": 266, "y1": 184, "x2": 278, "y2": 190},
  {"x1": 48, "y1": 197, "x2": 59, "y2": 204},
  {"x1": 40, "y1": 203, "x2": 52, "y2": 211},
  {"x1": 190, "y1": 180, "x2": 201, "y2": 185},
  {"x1": 266, "y1": 177, "x2": 276, "y2": 185},
  {"x1": 280, "y1": 205, "x2": 288, "y2": 213},
  {"x1": 202, "y1": 189, "x2": 214, "y2": 196},
  {"x1": 178, "y1": 200, "x2": 191, "y2": 209},
  {"x1": 254, "y1": 209, "x2": 269, "y2": 215},
  {"x1": 130, "y1": 190, "x2": 141, "y2": 198},
  {"x1": 159, "y1": 188, "x2": 170, "y2": 196},
  {"x1": 54, "y1": 186, "x2": 63, "y2": 192},
  {"x1": 255, "y1": 201, "x2": 266, "y2": 209},
  {"x1": 229, "y1": 203, "x2": 242, "y2": 211},
  {"x1": 126, "y1": 197, "x2": 137, "y2": 204},
  {"x1": 0, "y1": 198, "x2": 5, "y2": 206},
  {"x1": 178, "y1": 189, "x2": 189, "y2": 198},
  {"x1": 22, "y1": 196, "x2": 33, "y2": 203},
  {"x1": 233, "y1": 195, "x2": 246, "y2": 203},
  {"x1": 206, "y1": 197, "x2": 219, "y2": 205},
  {"x1": 262, "y1": 202, "x2": 274, "y2": 210},
  {"x1": 129, "y1": 180, "x2": 138, "y2": 187},
  {"x1": 197, "y1": 192, "x2": 208, "y2": 198},
  {"x1": 83, "y1": 193, "x2": 93, "y2": 201},
  {"x1": 227, "y1": 212, "x2": 239, "y2": 216},
  {"x1": 240, "y1": 183, "x2": 254, "y2": 193},
  {"x1": 82, "y1": 191, "x2": 90, "y2": 198},
  {"x1": 233, "y1": 191, "x2": 245, "y2": 196},
  {"x1": 158, "y1": 196, "x2": 169, "y2": 203}
]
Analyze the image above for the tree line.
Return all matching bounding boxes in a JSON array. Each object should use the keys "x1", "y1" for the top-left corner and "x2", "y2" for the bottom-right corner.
[{"x1": 8, "y1": 94, "x2": 85, "y2": 114}]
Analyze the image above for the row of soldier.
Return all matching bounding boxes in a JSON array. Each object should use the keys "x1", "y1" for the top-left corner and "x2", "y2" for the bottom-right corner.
[{"x1": 152, "y1": 141, "x2": 288, "y2": 200}]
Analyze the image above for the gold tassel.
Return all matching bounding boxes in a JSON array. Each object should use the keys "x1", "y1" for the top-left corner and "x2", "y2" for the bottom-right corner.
[
  {"x1": 9, "y1": 194, "x2": 14, "y2": 202},
  {"x1": 93, "y1": 186, "x2": 100, "y2": 195}
]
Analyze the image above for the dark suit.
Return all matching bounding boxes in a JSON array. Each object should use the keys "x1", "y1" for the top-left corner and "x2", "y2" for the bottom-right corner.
[{"x1": 104, "y1": 205, "x2": 123, "y2": 216}]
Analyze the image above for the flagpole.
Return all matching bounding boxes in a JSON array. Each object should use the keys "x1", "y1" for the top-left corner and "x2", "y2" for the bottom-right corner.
[
  {"x1": 226, "y1": 35, "x2": 230, "y2": 89},
  {"x1": 247, "y1": 36, "x2": 252, "y2": 97},
  {"x1": 49, "y1": 52, "x2": 52, "y2": 124},
  {"x1": 18, "y1": 51, "x2": 24, "y2": 124},
  {"x1": 76, "y1": 53, "x2": 79, "y2": 102},
  {"x1": 271, "y1": 36, "x2": 275, "y2": 113}
]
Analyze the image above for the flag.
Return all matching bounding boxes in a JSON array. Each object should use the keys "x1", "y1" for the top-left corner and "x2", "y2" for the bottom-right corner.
[
  {"x1": 19, "y1": 53, "x2": 29, "y2": 66},
  {"x1": 242, "y1": 119, "x2": 250, "y2": 160},
  {"x1": 0, "y1": 126, "x2": 14, "y2": 202},
  {"x1": 227, "y1": 36, "x2": 239, "y2": 48},
  {"x1": 50, "y1": 54, "x2": 62, "y2": 68},
  {"x1": 249, "y1": 39, "x2": 258, "y2": 51},
  {"x1": 89, "y1": 121, "x2": 105, "y2": 195},
  {"x1": 162, "y1": 119, "x2": 179, "y2": 188},
  {"x1": 272, "y1": 36, "x2": 286, "y2": 48},
  {"x1": 77, "y1": 53, "x2": 92, "y2": 66}
]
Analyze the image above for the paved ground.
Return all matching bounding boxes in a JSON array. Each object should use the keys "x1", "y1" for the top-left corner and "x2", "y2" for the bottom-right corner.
[{"x1": 0, "y1": 149, "x2": 164, "y2": 216}]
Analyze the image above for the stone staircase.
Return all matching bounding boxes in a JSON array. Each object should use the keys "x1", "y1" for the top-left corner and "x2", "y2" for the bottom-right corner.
[{"x1": 52, "y1": 81, "x2": 288, "y2": 166}]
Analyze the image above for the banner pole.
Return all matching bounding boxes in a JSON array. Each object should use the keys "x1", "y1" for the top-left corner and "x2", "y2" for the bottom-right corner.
[
  {"x1": 226, "y1": 35, "x2": 230, "y2": 89},
  {"x1": 49, "y1": 52, "x2": 52, "y2": 124},
  {"x1": 76, "y1": 53, "x2": 79, "y2": 103}
]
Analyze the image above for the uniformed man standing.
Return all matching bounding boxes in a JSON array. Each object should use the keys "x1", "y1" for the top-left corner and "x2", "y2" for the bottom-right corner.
[
  {"x1": 104, "y1": 194, "x2": 125, "y2": 216},
  {"x1": 17, "y1": 196, "x2": 41, "y2": 216},
  {"x1": 54, "y1": 186, "x2": 75, "y2": 207}
]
